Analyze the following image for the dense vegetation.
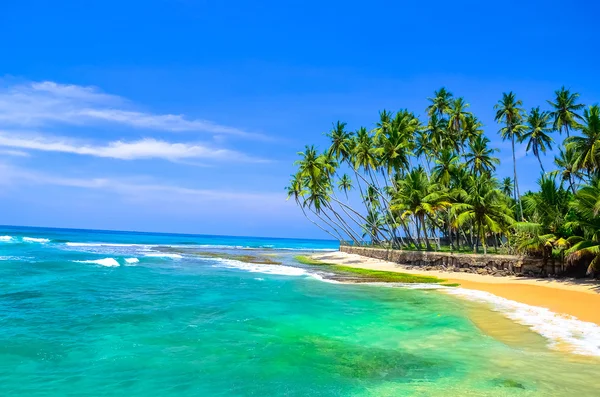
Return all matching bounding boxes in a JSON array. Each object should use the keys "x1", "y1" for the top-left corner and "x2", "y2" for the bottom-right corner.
[{"x1": 287, "y1": 87, "x2": 600, "y2": 276}]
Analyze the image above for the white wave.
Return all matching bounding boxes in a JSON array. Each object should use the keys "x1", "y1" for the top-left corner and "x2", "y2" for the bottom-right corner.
[
  {"x1": 211, "y1": 258, "x2": 308, "y2": 276},
  {"x1": 446, "y1": 287, "x2": 600, "y2": 357},
  {"x1": 23, "y1": 237, "x2": 50, "y2": 243},
  {"x1": 125, "y1": 258, "x2": 139, "y2": 264},
  {"x1": 143, "y1": 253, "x2": 183, "y2": 259},
  {"x1": 65, "y1": 242, "x2": 149, "y2": 248},
  {"x1": 192, "y1": 244, "x2": 336, "y2": 251},
  {"x1": 0, "y1": 235, "x2": 13, "y2": 242},
  {"x1": 75, "y1": 258, "x2": 120, "y2": 267}
]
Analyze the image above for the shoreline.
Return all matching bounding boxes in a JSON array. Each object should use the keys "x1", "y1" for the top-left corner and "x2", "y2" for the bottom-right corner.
[{"x1": 312, "y1": 251, "x2": 600, "y2": 326}]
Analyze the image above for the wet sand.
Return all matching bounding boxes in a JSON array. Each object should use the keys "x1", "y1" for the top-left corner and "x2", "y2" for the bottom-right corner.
[{"x1": 313, "y1": 251, "x2": 600, "y2": 325}]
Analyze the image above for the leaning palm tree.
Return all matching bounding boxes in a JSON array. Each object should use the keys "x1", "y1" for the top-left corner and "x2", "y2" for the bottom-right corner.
[
  {"x1": 521, "y1": 107, "x2": 554, "y2": 173},
  {"x1": 547, "y1": 86, "x2": 584, "y2": 138},
  {"x1": 286, "y1": 173, "x2": 340, "y2": 241},
  {"x1": 337, "y1": 174, "x2": 352, "y2": 200},
  {"x1": 565, "y1": 105, "x2": 600, "y2": 177},
  {"x1": 494, "y1": 91, "x2": 525, "y2": 220}
]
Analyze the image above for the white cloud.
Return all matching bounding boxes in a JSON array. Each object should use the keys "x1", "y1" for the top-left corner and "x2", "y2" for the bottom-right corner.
[
  {"x1": 0, "y1": 80, "x2": 266, "y2": 139},
  {"x1": 0, "y1": 130, "x2": 266, "y2": 162},
  {"x1": 0, "y1": 163, "x2": 284, "y2": 206}
]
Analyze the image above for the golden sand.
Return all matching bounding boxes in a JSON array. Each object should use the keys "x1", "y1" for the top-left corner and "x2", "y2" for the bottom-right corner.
[{"x1": 312, "y1": 251, "x2": 600, "y2": 325}]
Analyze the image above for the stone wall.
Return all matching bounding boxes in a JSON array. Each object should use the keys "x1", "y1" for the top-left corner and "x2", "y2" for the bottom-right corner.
[{"x1": 340, "y1": 246, "x2": 549, "y2": 277}]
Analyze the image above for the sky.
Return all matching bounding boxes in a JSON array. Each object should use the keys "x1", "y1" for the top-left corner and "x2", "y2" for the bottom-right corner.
[{"x1": 0, "y1": 0, "x2": 599, "y2": 239}]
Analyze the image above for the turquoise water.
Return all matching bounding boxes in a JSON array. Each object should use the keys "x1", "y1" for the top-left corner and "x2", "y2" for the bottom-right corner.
[{"x1": 1, "y1": 226, "x2": 600, "y2": 396}]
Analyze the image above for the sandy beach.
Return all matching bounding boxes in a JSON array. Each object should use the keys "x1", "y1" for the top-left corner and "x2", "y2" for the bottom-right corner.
[{"x1": 313, "y1": 251, "x2": 600, "y2": 325}]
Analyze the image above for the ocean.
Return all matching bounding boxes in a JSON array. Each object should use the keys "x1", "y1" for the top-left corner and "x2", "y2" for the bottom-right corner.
[{"x1": 1, "y1": 225, "x2": 600, "y2": 396}]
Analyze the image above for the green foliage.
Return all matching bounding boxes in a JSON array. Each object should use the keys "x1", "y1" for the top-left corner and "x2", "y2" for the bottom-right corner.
[{"x1": 287, "y1": 86, "x2": 600, "y2": 277}]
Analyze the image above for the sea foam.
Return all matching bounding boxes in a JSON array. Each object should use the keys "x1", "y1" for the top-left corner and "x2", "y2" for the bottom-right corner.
[
  {"x1": 76, "y1": 258, "x2": 120, "y2": 267},
  {"x1": 125, "y1": 258, "x2": 140, "y2": 264},
  {"x1": 143, "y1": 253, "x2": 183, "y2": 259},
  {"x1": 211, "y1": 258, "x2": 308, "y2": 276},
  {"x1": 66, "y1": 242, "x2": 149, "y2": 248},
  {"x1": 23, "y1": 237, "x2": 50, "y2": 243},
  {"x1": 0, "y1": 236, "x2": 13, "y2": 242},
  {"x1": 446, "y1": 287, "x2": 600, "y2": 357}
]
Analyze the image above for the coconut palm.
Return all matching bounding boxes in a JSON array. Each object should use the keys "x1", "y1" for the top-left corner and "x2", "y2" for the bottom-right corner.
[
  {"x1": 565, "y1": 180, "x2": 600, "y2": 275},
  {"x1": 464, "y1": 135, "x2": 500, "y2": 177},
  {"x1": 452, "y1": 177, "x2": 515, "y2": 254},
  {"x1": 551, "y1": 147, "x2": 581, "y2": 194},
  {"x1": 501, "y1": 177, "x2": 513, "y2": 197},
  {"x1": 432, "y1": 149, "x2": 460, "y2": 187},
  {"x1": 521, "y1": 107, "x2": 554, "y2": 173},
  {"x1": 426, "y1": 87, "x2": 454, "y2": 118},
  {"x1": 565, "y1": 105, "x2": 600, "y2": 176},
  {"x1": 462, "y1": 115, "x2": 484, "y2": 147},
  {"x1": 494, "y1": 91, "x2": 525, "y2": 220},
  {"x1": 326, "y1": 121, "x2": 353, "y2": 162},
  {"x1": 547, "y1": 86, "x2": 585, "y2": 138},
  {"x1": 447, "y1": 97, "x2": 472, "y2": 154},
  {"x1": 337, "y1": 174, "x2": 352, "y2": 199},
  {"x1": 391, "y1": 167, "x2": 451, "y2": 250}
]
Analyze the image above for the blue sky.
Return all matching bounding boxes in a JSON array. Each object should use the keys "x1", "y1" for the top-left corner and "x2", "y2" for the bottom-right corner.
[{"x1": 0, "y1": 0, "x2": 598, "y2": 238}]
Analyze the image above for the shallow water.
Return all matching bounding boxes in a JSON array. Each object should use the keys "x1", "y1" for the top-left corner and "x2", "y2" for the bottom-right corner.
[{"x1": 1, "y1": 226, "x2": 599, "y2": 396}]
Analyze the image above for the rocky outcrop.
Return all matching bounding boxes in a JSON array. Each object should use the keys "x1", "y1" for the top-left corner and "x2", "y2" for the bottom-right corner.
[{"x1": 340, "y1": 246, "x2": 548, "y2": 277}]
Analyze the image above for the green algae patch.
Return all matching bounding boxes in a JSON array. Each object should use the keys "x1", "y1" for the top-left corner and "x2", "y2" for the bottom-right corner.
[
  {"x1": 492, "y1": 378, "x2": 526, "y2": 389},
  {"x1": 294, "y1": 255, "x2": 336, "y2": 266},
  {"x1": 333, "y1": 266, "x2": 445, "y2": 283},
  {"x1": 440, "y1": 283, "x2": 461, "y2": 287},
  {"x1": 195, "y1": 251, "x2": 282, "y2": 265}
]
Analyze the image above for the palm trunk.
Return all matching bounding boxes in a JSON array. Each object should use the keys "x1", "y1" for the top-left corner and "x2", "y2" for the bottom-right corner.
[
  {"x1": 297, "y1": 200, "x2": 340, "y2": 241},
  {"x1": 421, "y1": 215, "x2": 432, "y2": 250},
  {"x1": 324, "y1": 206, "x2": 362, "y2": 244},
  {"x1": 537, "y1": 154, "x2": 545, "y2": 174},
  {"x1": 512, "y1": 134, "x2": 524, "y2": 221},
  {"x1": 310, "y1": 209, "x2": 345, "y2": 242}
]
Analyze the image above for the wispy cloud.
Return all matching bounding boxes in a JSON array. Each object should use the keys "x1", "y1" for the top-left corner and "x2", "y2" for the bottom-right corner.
[
  {"x1": 0, "y1": 130, "x2": 266, "y2": 162},
  {"x1": 0, "y1": 163, "x2": 283, "y2": 206},
  {"x1": 0, "y1": 80, "x2": 266, "y2": 139}
]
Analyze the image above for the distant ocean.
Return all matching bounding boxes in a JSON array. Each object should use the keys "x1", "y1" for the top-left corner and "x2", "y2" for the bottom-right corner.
[{"x1": 1, "y1": 225, "x2": 600, "y2": 396}]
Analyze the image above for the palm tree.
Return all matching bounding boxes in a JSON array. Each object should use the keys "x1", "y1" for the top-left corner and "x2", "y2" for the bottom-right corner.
[
  {"x1": 494, "y1": 91, "x2": 525, "y2": 220},
  {"x1": 286, "y1": 173, "x2": 340, "y2": 241},
  {"x1": 452, "y1": 177, "x2": 515, "y2": 254},
  {"x1": 521, "y1": 107, "x2": 554, "y2": 173},
  {"x1": 447, "y1": 97, "x2": 472, "y2": 154},
  {"x1": 462, "y1": 115, "x2": 484, "y2": 147},
  {"x1": 547, "y1": 86, "x2": 584, "y2": 138},
  {"x1": 565, "y1": 105, "x2": 600, "y2": 177},
  {"x1": 432, "y1": 149, "x2": 460, "y2": 187},
  {"x1": 427, "y1": 87, "x2": 453, "y2": 118},
  {"x1": 501, "y1": 177, "x2": 513, "y2": 197},
  {"x1": 337, "y1": 174, "x2": 352, "y2": 199},
  {"x1": 464, "y1": 135, "x2": 500, "y2": 177},
  {"x1": 391, "y1": 167, "x2": 451, "y2": 250},
  {"x1": 551, "y1": 147, "x2": 581, "y2": 194},
  {"x1": 326, "y1": 121, "x2": 352, "y2": 161},
  {"x1": 565, "y1": 180, "x2": 600, "y2": 275}
]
